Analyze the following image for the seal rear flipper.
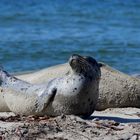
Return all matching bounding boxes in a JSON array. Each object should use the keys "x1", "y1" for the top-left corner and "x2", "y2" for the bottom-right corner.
[
  {"x1": 0, "y1": 68, "x2": 35, "y2": 95},
  {"x1": 0, "y1": 66, "x2": 4, "y2": 85},
  {"x1": 0, "y1": 66, "x2": 8, "y2": 86}
]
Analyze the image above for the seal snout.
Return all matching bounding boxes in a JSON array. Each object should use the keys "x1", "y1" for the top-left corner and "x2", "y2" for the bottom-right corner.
[
  {"x1": 69, "y1": 54, "x2": 80, "y2": 64},
  {"x1": 69, "y1": 54, "x2": 84, "y2": 67}
]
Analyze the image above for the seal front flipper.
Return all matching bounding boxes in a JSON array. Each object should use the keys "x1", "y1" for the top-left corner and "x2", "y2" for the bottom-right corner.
[
  {"x1": 43, "y1": 88, "x2": 57, "y2": 108},
  {"x1": 36, "y1": 88, "x2": 57, "y2": 113}
]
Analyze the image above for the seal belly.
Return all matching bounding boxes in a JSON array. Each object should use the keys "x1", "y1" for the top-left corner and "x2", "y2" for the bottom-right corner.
[{"x1": 3, "y1": 89, "x2": 39, "y2": 115}]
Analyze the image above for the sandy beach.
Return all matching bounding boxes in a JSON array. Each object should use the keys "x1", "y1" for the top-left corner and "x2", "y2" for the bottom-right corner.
[
  {"x1": 0, "y1": 107, "x2": 139, "y2": 140},
  {"x1": 0, "y1": 1, "x2": 140, "y2": 139}
]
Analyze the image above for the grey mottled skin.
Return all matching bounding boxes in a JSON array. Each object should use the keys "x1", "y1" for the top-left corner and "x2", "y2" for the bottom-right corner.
[
  {"x1": 17, "y1": 62, "x2": 140, "y2": 110},
  {"x1": 0, "y1": 69, "x2": 55, "y2": 115},
  {"x1": 0, "y1": 54, "x2": 101, "y2": 116},
  {"x1": 96, "y1": 63, "x2": 140, "y2": 110}
]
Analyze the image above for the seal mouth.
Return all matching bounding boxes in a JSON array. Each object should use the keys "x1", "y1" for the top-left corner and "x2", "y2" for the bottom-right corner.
[{"x1": 69, "y1": 54, "x2": 100, "y2": 77}]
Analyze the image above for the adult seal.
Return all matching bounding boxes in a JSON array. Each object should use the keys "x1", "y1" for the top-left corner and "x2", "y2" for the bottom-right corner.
[
  {"x1": 17, "y1": 62, "x2": 140, "y2": 110},
  {"x1": 0, "y1": 54, "x2": 101, "y2": 116}
]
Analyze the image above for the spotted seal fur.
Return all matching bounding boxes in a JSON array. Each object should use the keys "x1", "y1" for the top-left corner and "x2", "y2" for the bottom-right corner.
[
  {"x1": 0, "y1": 54, "x2": 101, "y2": 116},
  {"x1": 17, "y1": 62, "x2": 140, "y2": 110}
]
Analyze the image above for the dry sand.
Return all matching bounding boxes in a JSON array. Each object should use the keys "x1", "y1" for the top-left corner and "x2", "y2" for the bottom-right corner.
[{"x1": 0, "y1": 108, "x2": 140, "y2": 140}]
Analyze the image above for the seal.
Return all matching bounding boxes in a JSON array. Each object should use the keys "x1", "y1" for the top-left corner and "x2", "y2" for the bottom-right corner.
[
  {"x1": 0, "y1": 54, "x2": 101, "y2": 116},
  {"x1": 96, "y1": 63, "x2": 140, "y2": 110},
  {"x1": 17, "y1": 62, "x2": 140, "y2": 110},
  {"x1": 0, "y1": 56, "x2": 139, "y2": 112}
]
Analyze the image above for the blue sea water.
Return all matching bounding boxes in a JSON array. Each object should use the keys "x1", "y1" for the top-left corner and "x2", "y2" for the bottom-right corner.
[{"x1": 0, "y1": 0, "x2": 140, "y2": 74}]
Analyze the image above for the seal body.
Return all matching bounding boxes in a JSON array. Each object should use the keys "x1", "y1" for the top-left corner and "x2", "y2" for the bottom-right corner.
[
  {"x1": 1, "y1": 57, "x2": 139, "y2": 112},
  {"x1": 0, "y1": 54, "x2": 101, "y2": 116},
  {"x1": 17, "y1": 62, "x2": 140, "y2": 110},
  {"x1": 96, "y1": 63, "x2": 140, "y2": 110}
]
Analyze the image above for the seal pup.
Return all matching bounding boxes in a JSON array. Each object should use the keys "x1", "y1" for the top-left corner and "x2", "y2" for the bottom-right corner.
[{"x1": 0, "y1": 54, "x2": 101, "y2": 116}]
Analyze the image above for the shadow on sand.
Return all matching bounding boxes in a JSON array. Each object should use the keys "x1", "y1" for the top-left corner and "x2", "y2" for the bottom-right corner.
[{"x1": 87, "y1": 116, "x2": 140, "y2": 123}]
